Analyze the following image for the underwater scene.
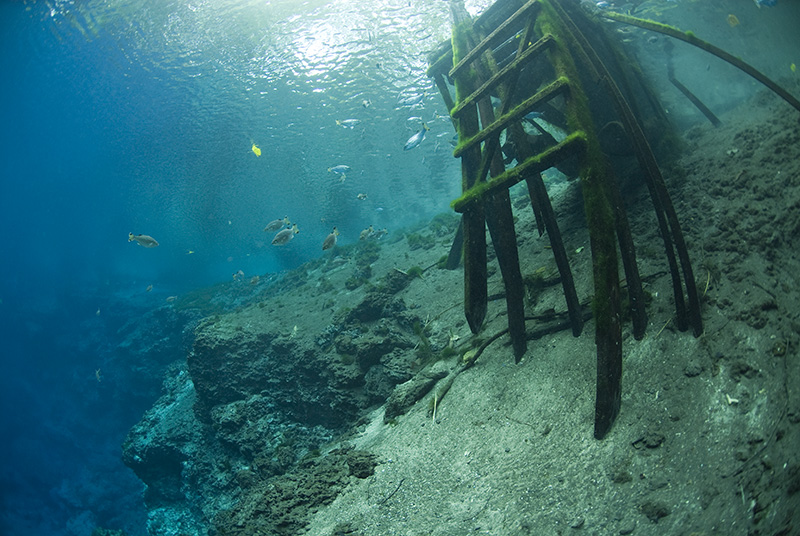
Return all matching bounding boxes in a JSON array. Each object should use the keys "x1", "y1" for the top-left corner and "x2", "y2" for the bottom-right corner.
[{"x1": 1, "y1": 0, "x2": 799, "y2": 534}]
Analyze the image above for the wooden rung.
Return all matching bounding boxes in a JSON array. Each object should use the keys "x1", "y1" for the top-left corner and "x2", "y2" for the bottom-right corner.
[
  {"x1": 450, "y1": 34, "x2": 555, "y2": 119},
  {"x1": 452, "y1": 132, "x2": 586, "y2": 213},
  {"x1": 453, "y1": 77, "x2": 570, "y2": 159},
  {"x1": 449, "y1": 0, "x2": 541, "y2": 80},
  {"x1": 427, "y1": 48, "x2": 454, "y2": 78}
]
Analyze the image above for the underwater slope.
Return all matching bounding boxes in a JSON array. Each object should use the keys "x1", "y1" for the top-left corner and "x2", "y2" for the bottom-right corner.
[
  {"x1": 122, "y1": 215, "x2": 467, "y2": 534},
  {"x1": 301, "y1": 85, "x2": 800, "y2": 536},
  {"x1": 124, "y1": 87, "x2": 800, "y2": 535}
]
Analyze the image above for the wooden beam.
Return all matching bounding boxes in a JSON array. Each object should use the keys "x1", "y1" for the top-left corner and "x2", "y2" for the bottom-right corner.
[
  {"x1": 452, "y1": 132, "x2": 586, "y2": 213},
  {"x1": 450, "y1": 0, "x2": 541, "y2": 79},
  {"x1": 450, "y1": 34, "x2": 554, "y2": 118},
  {"x1": 453, "y1": 76, "x2": 569, "y2": 159}
]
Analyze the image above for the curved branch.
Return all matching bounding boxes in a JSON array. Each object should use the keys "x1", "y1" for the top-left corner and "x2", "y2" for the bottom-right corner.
[{"x1": 601, "y1": 11, "x2": 800, "y2": 114}]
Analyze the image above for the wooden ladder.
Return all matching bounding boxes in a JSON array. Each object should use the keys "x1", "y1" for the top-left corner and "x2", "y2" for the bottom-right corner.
[{"x1": 428, "y1": 0, "x2": 702, "y2": 439}]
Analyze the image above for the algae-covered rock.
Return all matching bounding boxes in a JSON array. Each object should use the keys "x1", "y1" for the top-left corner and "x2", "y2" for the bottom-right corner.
[
  {"x1": 346, "y1": 290, "x2": 404, "y2": 323},
  {"x1": 212, "y1": 448, "x2": 378, "y2": 536},
  {"x1": 187, "y1": 323, "x2": 279, "y2": 422},
  {"x1": 122, "y1": 366, "x2": 202, "y2": 507},
  {"x1": 91, "y1": 529, "x2": 129, "y2": 536},
  {"x1": 121, "y1": 211, "x2": 450, "y2": 536}
]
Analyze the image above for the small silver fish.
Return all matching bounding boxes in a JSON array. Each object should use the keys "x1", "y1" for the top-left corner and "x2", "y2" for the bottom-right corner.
[
  {"x1": 328, "y1": 165, "x2": 351, "y2": 182},
  {"x1": 328, "y1": 164, "x2": 351, "y2": 175},
  {"x1": 336, "y1": 119, "x2": 361, "y2": 129},
  {"x1": 128, "y1": 233, "x2": 159, "y2": 248},
  {"x1": 397, "y1": 92, "x2": 424, "y2": 107},
  {"x1": 404, "y1": 123, "x2": 430, "y2": 151}
]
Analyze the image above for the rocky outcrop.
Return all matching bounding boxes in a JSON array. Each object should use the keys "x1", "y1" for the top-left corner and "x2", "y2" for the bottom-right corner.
[
  {"x1": 121, "y1": 248, "x2": 451, "y2": 535},
  {"x1": 211, "y1": 447, "x2": 378, "y2": 536},
  {"x1": 122, "y1": 366, "x2": 202, "y2": 508}
]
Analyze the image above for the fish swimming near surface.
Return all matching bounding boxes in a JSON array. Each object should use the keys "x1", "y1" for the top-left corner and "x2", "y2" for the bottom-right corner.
[
  {"x1": 336, "y1": 119, "x2": 361, "y2": 129},
  {"x1": 272, "y1": 223, "x2": 299, "y2": 245},
  {"x1": 322, "y1": 227, "x2": 340, "y2": 250},
  {"x1": 397, "y1": 92, "x2": 424, "y2": 107},
  {"x1": 328, "y1": 165, "x2": 351, "y2": 181},
  {"x1": 252, "y1": 144, "x2": 261, "y2": 157},
  {"x1": 264, "y1": 216, "x2": 290, "y2": 232},
  {"x1": 128, "y1": 233, "x2": 159, "y2": 248},
  {"x1": 404, "y1": 123, "x2": 430, "y2": 150}
]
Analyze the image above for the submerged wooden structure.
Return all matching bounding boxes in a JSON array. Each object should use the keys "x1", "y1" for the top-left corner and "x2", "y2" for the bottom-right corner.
[{"x1": 427, "y1": 0, "x2": 704, "y2": 439}]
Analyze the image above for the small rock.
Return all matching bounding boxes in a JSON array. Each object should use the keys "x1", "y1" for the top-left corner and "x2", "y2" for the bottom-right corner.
[
  {"x1": 570, "y1": 516, "x2": 585, "y2": 529},
  {"x1": 632, "y1": 431, "x2": 665, "y2": 449},
  {"x1": 729, "y1": 360, "x2": 758, "y2": 382},
  {"x1": 639, "y1": 500, "x2": 670, "y2": 523},
  {"x1": 683, "y1": 360, "x2": 704, "y2": 377}
]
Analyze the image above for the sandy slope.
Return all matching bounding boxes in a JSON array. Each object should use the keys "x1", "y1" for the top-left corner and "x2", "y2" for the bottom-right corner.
[{"x1": 300, "y1": 86, "x2": 800, "y2": 535}]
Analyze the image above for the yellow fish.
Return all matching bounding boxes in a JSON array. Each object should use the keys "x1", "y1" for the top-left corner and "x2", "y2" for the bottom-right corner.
[
  {"x1": 726, "y1": 14, "x2": 739, "y2": 27},
  {"x1": 792, "y1": 63, "x2": 797, "y2": 73},
  {"x1": 251, "y1": 143, "x2": 261, "y2": 157}
]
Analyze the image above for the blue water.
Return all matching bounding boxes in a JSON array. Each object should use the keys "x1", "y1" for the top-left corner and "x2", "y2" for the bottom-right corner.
[
  {"x1": 1, "y1": 0, "x2": 797, "y2": 534},
  {"x1": 0, "y1": 1, "x2": 475, "y2": 533}
]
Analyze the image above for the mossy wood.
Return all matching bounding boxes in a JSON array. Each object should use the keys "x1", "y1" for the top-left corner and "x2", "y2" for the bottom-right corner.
[
  {"x1": 431, "y1": 0, "x2": 704, "y2": 439},
  {"x1": 448, "y1": 34, "x2": 554, "y2": 119},
  {"x1": 452, "y1": 16, "x2": 489, "y2": 335},
  {"x1": 452, "y1": 76, "x2": 569, "y2": 158},
  {"x1": 550, "y1": 0, "x2": 701, "y2": 338},
  {"x1": 449, "y1": 0, "x2": 541, "y2": 80},
  {"x1": 453, "y1": 8, "x2": 528, "y2": 360}
]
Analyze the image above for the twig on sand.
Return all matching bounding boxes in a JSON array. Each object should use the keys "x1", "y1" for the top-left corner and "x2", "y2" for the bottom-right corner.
[
  {"x1": 378, "y1": 478, "x2": 405, "y2": 506},
  {"x1": 428, "y1": 305, "x2": 592, "y2": 418}
]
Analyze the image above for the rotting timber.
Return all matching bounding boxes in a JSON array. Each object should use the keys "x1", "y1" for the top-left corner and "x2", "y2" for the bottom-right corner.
[{"x1": 427, "y1": 0, "x2": 703, "y2": 439}]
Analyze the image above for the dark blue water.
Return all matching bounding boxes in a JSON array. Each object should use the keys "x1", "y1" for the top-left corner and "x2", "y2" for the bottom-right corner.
[
  {"x1": 0, "y1": 1, "x2": 467, "y2": 533},
  {"x1": 2, "y1": 0, "x2": 797, "y2": 534}
]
